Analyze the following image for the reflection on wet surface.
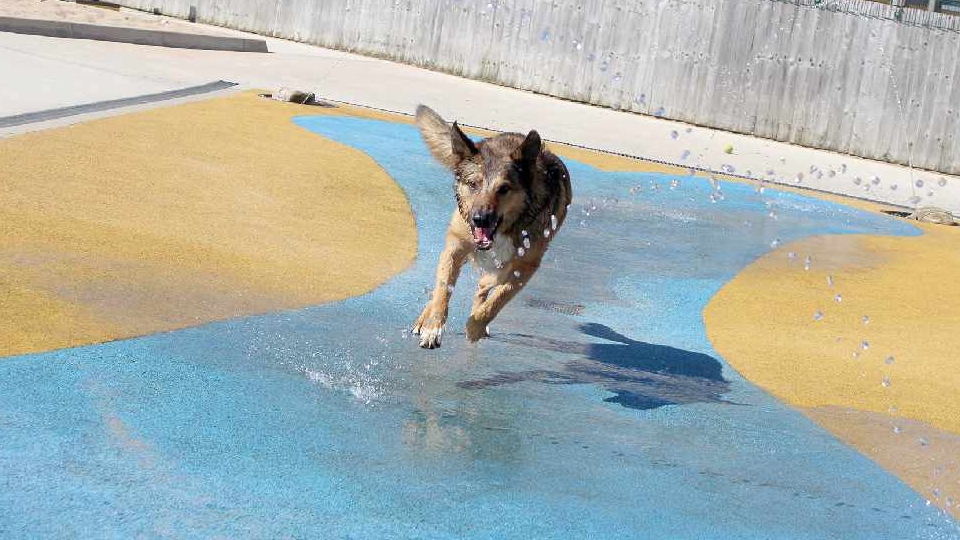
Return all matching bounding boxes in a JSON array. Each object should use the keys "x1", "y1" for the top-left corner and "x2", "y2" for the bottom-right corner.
[{"x1": 460, "y1": 323, "x2": 731, "y2": 410}]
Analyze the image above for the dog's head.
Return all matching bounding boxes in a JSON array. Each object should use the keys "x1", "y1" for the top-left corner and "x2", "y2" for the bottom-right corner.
[{"x1": 415, "y1": 105, "x2": 541, "y2": 251}]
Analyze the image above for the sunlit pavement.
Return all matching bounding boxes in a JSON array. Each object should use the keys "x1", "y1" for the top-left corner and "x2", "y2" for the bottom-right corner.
[
  {"x1": 1, "y1": 19, "x2": 958, "y2": 212},
  {"x1": 1, "y1": 16, "x2": 959, "y2": 540}
]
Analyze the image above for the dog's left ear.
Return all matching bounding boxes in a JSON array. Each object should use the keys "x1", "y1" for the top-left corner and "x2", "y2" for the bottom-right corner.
[{"x1": 512, "y1": 130, "x2": 541, "y2": 167}]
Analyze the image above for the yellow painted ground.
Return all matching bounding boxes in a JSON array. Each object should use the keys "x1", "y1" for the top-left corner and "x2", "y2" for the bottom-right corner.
[
  {"x1": 0, "y1": 91, "x2": 418, "y2": 357},
  {"x1": 705, "y1": 222, "x2": 960, "y2": 517}
]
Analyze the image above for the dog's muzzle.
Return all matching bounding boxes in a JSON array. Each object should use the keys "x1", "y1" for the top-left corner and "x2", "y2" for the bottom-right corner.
[{"x1": 470, "y1": 211, "x2": 499, "y2": 251}]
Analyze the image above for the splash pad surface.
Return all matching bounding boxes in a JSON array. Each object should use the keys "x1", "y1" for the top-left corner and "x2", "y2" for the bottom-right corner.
[{"x1": 1, "y1": 110, "x2": 957, "y2": 539}]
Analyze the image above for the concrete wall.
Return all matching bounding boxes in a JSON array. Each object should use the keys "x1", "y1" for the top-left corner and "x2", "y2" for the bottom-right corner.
[{"x1": 122, "y1": 0, "x2": 960, "y2": 174}]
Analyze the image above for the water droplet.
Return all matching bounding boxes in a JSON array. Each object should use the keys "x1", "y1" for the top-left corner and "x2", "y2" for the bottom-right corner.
[
  {"x1": 613, "y1": 72, "x2": 622, "y2": 82},
  {"x1": 540, "y1": 29, "x2": 551, "y2": 41},
  {"x1": 654, "y1": 107, "x2": 666, "y2": 117},
  {"x1": 513, "y1": 270, "x2": 521, "y2": 279},
  {"x1": 915, "y1": 179, "x2": 924, "y2": 188},
  {"x1": 680, "y1": 149, "x2": 691, "y2": 160},
  {"x1": 634, "y1": 94, "x2": 646, "y2": 105},
  {"x1": 918, "y1": 437, "x2": 929, "y2": 446},
  {"x1": 885, "y1": 355, "x2": 895, "y2": 365},
  {"x1": 779, "y1": 157, "x2": 787, "y2": 164},
  {"x1": 827, "y1": 275, "x2": 835, "y2": 288},
  {"x1": 893, "y1": 425, "x2": 902, "y2": 434},
  {"x1": 599, "y1": 60, "x2": 609, "y2": 71},
  {"x1": 521, "y1": 229, "x2": 528, "y2": 237},
  {"x1": 523, "y1": 237, "x2": 531, "y2": 249},
  {"x1": 871, "y1": 176, "x2": 880, "y2": 185},
  {"x1": 804, "y1": 256, "x2": 811, "y2": 271},
  {"x1": 669, "y1": 130, "x2": 679, "y2": 140},
  {"x1": 853, "y1": 177, "x2": 862, "y2": 185},
  {"x1": 768, "y1": 210, "x2": 778, "y2": 220},
  {"x1": 669, "y1": 179, "x2": 679, "y2": 190},
  {"x1": 909, "y1": 195, "x2": 922, "y2": 204},
  {"x1": 827, "y1": 170, "x2": 836, "y2": 178},
  {"x1": 721, "y1": 164, "x2": 735, "y2": 173},
  {"x1": 938, "y1": 177, "x2": 947, "y2": 187},
  {"x1": 862, "y1": 315, "x2": 870, "y2": 325},
  {"x1": 840, "y1": 164, "x2": 847, "y2": 173},
  {"x1": 927, "y1": 190, "x2": 934, "y2": 198},
  {"x1": 852, "y1": 351, "x2": 859, "y2": 359},
  {"x1": 574, "y1": 40, "x2": 583, "y2": 51},
  {"x1": 834, "y1": 293, "x2": 842, "y2": 303},
  {"x1": 861, "y1": 340, "x2": 869, "y2": 350},
  {"x1": 813, "y1": 310, "x2": 824, "y2": 321},
  {"x1": 517, "y1": 246, "x2": 526, "y2": 257},
  {"x1": 881, "y1": 375, "x2": 891, "y2": 388},
  {"x1": 579, "y1": 219, "x2": 587, "y2": 228},
  {"x1": 550, "y1": 214, "x2": 558, "y2": 230},
  {"x1": 770, "y1": 238, "x2": 781, "y2": 248},
  {"x1": 890, "y1": 183, "x2": 898, "y2": 191},
  {"x1": 543, "y1": 228, "x2": 551, "y2": 238},
  {"x1": 794, "y1": 173, "x2": 803, "y2": 184}
]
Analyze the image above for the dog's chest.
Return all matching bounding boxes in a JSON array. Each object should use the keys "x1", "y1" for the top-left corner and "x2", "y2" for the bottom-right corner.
[{"x1": 472, "y1": 235, "x2": 516, "y2": 274}]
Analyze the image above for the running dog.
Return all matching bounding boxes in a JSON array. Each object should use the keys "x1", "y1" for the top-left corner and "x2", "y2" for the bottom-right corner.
[{"x1": 411, "y1": 105, "x2": 572, "y2": 349}]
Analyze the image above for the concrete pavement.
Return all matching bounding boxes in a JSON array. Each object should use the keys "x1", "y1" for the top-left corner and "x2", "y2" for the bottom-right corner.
[{"x1": 1, "y1": 7, "x2": 958, "y2": 214}]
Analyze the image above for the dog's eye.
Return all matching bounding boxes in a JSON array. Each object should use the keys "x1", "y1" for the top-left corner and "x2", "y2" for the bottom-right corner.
[{"x1": 496, "y1": 184, "x2": 511, "y2": 196}]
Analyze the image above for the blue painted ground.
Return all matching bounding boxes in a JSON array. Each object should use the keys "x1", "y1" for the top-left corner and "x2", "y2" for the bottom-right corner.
[{"x1": 1, "y1": 116, "x2": 958, "y2": 539}]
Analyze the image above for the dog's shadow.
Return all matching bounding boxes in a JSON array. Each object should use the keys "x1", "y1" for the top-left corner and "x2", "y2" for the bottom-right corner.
[{"x1": 458, "y1": 323, "x2": 732, "y2": 410}]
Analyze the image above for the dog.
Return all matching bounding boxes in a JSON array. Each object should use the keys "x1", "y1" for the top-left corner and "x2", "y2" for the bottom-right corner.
[{"x1": 411, "y1": 105, "x2": 572, "y2": 349}]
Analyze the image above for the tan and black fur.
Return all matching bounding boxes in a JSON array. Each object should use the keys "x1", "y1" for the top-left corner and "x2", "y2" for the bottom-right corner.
[{"x1": 411, "y1": 105, "x2": 572, "y2": 349}]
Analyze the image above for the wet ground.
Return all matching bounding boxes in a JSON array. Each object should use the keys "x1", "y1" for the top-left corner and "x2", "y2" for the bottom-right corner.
[{"x1": 1, "y1": 111, "x2": 956, "y2": 538}]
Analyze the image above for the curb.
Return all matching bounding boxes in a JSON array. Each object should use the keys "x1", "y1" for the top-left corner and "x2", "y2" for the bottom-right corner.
[
  {"x1": 0, "y1": 16, "x2": 268, "y2": 52},
  {"x1": 0, "y1": 80, "x2": 239, "y2": 129}
]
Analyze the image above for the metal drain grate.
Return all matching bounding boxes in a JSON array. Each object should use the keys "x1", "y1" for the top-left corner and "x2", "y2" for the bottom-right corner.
[{"x1": 525, "y1": 297, "x2": 585, "y2": 316}]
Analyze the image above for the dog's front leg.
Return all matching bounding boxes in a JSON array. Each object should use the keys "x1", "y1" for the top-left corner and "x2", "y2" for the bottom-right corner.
[
  {"x1": 413, "y1": 234, "x2": 469, "y2": 349},
  {"x1": 465, "y1": 260, "x2": 539, "y2": 341}
]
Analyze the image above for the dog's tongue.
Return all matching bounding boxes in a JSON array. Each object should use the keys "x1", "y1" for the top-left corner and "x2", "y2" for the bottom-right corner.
[{"x1": 473, "y1": 227, "x2": 494, "y2": 248}]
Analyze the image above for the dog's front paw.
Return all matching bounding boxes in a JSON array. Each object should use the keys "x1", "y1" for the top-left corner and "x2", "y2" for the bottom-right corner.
[
  {"x1": 416, "y1": 324, "x2": 444, "y2": 349},
  {"x1": 465, "y1": 317, "x2": 491, "y2": 342},
  {"x1": 412, "y1": 307, "x2": 444, "y2": 349}
]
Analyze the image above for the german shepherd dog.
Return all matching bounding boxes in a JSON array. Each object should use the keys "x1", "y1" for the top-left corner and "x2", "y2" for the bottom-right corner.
[{"x1": 411, "y1": 105, "x2": 572, "y2": 349}]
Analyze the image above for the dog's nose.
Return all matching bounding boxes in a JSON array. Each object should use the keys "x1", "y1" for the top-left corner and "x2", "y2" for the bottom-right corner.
[{"x1": 471, "y1": 211, "x2": 496, "y2": 229}]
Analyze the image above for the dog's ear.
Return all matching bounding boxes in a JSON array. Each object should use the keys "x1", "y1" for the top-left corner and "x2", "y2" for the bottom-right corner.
[
  {"x1": 415, "y1": 105, "x2": 477, "y2": 168},
  {"x1": 512, "y1": 130, "x2": 541, "y2": 167},
  {"x1": 450, "y1": 122, "x2": 479, "y2": 163}
]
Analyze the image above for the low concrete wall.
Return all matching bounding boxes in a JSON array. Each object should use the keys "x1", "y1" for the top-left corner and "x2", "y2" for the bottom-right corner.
[{"x1": 122, "y1": 0, "x2": 960, "y2": 174}]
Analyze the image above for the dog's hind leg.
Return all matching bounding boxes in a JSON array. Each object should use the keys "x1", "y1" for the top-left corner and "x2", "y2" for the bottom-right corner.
[{"x1": 413, "y1": 234, "x2": 469, "y2": 349}]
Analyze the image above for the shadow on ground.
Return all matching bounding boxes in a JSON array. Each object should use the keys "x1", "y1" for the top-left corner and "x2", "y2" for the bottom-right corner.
[{"x1": 458, "y1": 323, "x2": 731, "y2": 410}]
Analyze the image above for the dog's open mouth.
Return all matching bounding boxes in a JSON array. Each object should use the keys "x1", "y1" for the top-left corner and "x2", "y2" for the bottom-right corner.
[{"x1": 471, "y1": 223, "x2": 498, "y2": 250}]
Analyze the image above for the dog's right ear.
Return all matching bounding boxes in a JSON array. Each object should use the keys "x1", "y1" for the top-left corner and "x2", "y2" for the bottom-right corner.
[{"x1": 415, "y1": 105, "x2": 477, "y2": 169}]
